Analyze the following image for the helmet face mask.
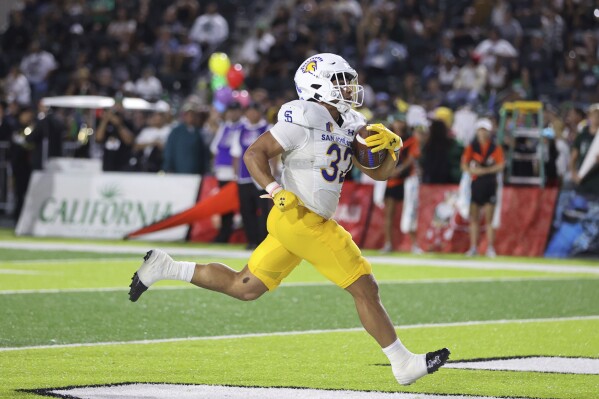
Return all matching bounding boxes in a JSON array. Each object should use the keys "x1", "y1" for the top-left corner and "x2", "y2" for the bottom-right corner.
[{"x1": 294, "y1": 53, "x2": 364, "y2": 114}]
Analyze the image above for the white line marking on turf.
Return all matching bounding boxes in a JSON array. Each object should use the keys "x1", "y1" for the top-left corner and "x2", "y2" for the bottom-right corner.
[
  {"x1": 446, "y1": 356, "x2": 599, "y2": 375},
  {"x1": 1, "y1": 315, "x2": 597, "y2": 352},
  {"x1": 2, "y1": 273, "x2": 598, "y2": 294},
  {"x1": 49, "y1": 383, "x2": 503, "y2": 399},
  {"x1": 1, "y1": 241, "x2": 598, "y2": 274},
  {"x1": 0, "y1": 275, "x2": 596, "y2": 295},
  {"x1": 0, "y1": 269, "x2": 46, "y2": 275}
]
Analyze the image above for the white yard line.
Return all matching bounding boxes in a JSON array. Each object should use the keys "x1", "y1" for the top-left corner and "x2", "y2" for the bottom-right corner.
[
  {"x1": 1, "y1": 315, "x2": 598, "y2": 352},
  {"x1": 0, "y1": 275, "x2": 595, "y2": 296},
  {"x1": 1, "y1": 241, "x2": 598, "y2": 274},
  {"x1": 0, "y1": 269, "x2": 46, "y2": 275}
]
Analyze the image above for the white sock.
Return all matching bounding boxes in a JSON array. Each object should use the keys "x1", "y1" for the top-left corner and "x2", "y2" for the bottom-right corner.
[
  {"x1": 382, "y1": 338, "x2": 414, "y2": 365},
  {"x1": 166, "y1": 261, "x2": 196, "y2": 282}
]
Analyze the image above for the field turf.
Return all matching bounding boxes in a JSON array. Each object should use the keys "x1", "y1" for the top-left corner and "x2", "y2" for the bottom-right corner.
[{"x1": 0, "y1": 229, "x2": 597, "y2": 399}]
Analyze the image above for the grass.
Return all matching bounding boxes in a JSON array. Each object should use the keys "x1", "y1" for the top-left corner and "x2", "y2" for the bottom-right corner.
[{"x1": 0, "y1": 238, "x2": 598, "y2": 399}]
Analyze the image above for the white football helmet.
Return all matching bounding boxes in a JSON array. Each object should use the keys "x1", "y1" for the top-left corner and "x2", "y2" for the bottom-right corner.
[{"x1": 294, "y1": 53, "x2": 364, "y2": 114}]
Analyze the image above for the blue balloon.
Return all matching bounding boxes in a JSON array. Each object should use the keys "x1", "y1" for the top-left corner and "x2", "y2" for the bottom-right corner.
[{"x1": 213, "y1": 99, "x2": 226, "y2": 113}]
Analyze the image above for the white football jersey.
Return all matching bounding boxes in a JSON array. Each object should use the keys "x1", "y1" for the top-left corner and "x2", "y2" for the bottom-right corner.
[{"x1": 269, "y1": 100, "x2": 366, "y2": 219}]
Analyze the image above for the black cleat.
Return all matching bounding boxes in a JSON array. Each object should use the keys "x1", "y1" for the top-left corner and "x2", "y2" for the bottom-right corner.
[
  {"x1": 128, "y1": 250, "x2": 153, "y2": 302},
  {"x1": 426, "y1": 348, "x2": 451, "y2": 374},
  {"x1": 128, "y1": 272, "x2": 149, "y2": 302}
]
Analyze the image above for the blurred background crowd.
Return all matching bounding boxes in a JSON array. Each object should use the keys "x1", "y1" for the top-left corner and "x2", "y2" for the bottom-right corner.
[{"x1": 1, "y1": 0, "x2": 599, "y2": 223}]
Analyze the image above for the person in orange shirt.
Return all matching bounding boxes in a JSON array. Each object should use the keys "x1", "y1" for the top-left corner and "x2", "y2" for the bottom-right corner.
[
  {"x1": 381, "y1": 113, "x2": 423, "y2": 254},
  {"x1": 461, "y1": 118, "x2": 505, "y2": 257}
]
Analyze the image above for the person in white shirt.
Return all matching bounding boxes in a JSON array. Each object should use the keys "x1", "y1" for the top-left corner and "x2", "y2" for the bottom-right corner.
[
  {"x1": 4, "y1": 66, "x2": 31, "y2": 106},
  {"x1": 19, "y1": 41, "x2": 57, "y2": 96},
  {"x1": 189, "y1": 3, "x2": 229, "y2": 48},
  {"x1": 135, "y1": 67, "x2": 163, "y2": 101},
  {"x1": 130, "y1": 53, "x2": 449, "y2": 387}
]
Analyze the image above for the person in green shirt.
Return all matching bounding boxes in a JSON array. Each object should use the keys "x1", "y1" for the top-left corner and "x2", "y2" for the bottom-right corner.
[
  {"x1": 162, "y1": 105, "x2": 210, "y2": 175},
  {"x1": 570, "y1": 105, "x2": 599, "y2": 196}
]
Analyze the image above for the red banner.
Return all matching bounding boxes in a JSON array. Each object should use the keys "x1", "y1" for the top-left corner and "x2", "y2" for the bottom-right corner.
[
  {"x1": 333, "y1": 181, "x2": 374, "y2": 247},
  {"x1": 362, "y1": 203, "x2": 413, "y2": 251},
  {"x1": 416, "y1": 184, "x2": 558, "y2": 257}
]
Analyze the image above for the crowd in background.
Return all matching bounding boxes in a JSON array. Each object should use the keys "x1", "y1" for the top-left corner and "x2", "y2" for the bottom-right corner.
[{"x1": 1, "y1": 0, "x2": 599, "y2": 225}]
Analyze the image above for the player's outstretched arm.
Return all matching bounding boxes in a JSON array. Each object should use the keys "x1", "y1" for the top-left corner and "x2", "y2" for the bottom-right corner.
[{"x1": 243, "y1": 131, "x2": 285, "y2": 189}]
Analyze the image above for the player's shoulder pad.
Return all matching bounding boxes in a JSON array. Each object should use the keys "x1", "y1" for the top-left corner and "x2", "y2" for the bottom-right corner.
[{"x1": 277, "y1": 100, "x2": 310, "y2": 128}]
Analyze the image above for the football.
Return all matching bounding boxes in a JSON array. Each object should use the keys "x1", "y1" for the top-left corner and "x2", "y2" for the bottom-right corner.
[{"x1": 351, "y1": 125, "x2": 387, "y2": 169}]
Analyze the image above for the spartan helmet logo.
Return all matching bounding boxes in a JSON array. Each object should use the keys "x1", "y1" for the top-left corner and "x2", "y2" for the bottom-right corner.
[{"x1": 303, "y1": 60, "x2": 317, "y2": 73}]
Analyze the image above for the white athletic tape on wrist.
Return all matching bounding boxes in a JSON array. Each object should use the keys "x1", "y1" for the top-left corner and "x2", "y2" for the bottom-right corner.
[{"x1": 264, "y1": 181, "x2": 282, "y2": 198}]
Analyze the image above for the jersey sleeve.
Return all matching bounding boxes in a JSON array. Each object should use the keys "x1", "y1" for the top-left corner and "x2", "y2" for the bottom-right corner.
[{"x1": 270, "y1": 102, "x2": 310, "y2": 151}]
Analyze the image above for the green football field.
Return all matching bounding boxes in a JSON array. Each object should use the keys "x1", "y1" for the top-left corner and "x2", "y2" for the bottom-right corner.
[{"x1": 1, "y1": 229, "x2": 598, "y2": 399}]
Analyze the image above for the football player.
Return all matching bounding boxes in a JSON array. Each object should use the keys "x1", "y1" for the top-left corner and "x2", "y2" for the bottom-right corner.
[{"x1": 129, "y1": 53, "x2": 449, "y2": 385}]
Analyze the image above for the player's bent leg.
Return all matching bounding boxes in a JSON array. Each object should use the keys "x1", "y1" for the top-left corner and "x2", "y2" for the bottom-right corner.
[
  {"x1": 191, "y1": 264, "x2": 268, "y2": 301},
  {"x1": 128, "y1": 249, "x2": 268, "y2": 302},
  {"x1": 346, "y1": 274, "x2": 450, "y2": 386}
]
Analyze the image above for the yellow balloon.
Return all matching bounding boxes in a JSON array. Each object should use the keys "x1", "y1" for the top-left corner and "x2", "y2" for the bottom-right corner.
[{"x1": 209, "y1": 52, "x2": 231, "y2": 76}]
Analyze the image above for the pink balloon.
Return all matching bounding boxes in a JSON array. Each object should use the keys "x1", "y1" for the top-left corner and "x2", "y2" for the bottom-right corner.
[{"x1": 232, "y1": 90, "x2": 250, "y2": 107}]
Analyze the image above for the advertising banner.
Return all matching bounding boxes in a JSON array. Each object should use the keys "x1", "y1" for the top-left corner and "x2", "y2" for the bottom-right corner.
[
  {"x1": 16, "y1": 171, "x2": 201, "y2": 240},
  {"x1": 418, "y1": 184, "x2": 558, "y2": 256},
  {"x1": 333, "y1": 181, "x2": 374, "y2": 247}
]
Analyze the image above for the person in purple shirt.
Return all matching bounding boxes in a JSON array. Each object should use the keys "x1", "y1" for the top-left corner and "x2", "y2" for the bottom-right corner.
[
  {"x1": 210, "y1": 101, "x2": 244, "y2": 243},
  {"x1": 230, "y1": 103, "x2": 271, "y2": 249}
]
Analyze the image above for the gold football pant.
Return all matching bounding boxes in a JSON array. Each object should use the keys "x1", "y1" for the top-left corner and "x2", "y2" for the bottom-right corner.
[{"x1": 248, "y1": 205, "x2": 372, "y2": 290}]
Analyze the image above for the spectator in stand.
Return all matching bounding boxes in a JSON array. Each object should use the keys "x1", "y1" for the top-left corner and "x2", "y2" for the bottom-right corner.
[
  {"x1": 230, "y1": 103, "x2": 270, "y2": 250},
  {"x1": 380, "y1": 113, "x2": 423, "y2": 254},
  {"x1": 570, "y1": 104, "x2": 599, "y2": 195},
  {"x1": 210, "y1": 102, "x2": 244, "y2": 244},
  {"x1": 522, "y1": 31, "x2": 554, "y2": 97},
  {"x1": 438, "y1": 55, "x2": 459, "y2": 92},
  {"x1": 487, "y1": 60, "x2": 509, "y2": 92},
  {"x1": 19, "y1": 41, "x2": 57, "y2": 101},
  {"x1": 421, "y1": 119, "x2": 462, "y2": 184},
  {"x1": 65, "y1": 67, "x2": 96, "y2": 96},
  {"x1": 447, "y1": 55, "x2": 487, "y2": 106},
  {"x1": 163, "y1": 103, "x2": 210, "y2": 175},
  {"x1": 496, "y1": 8, "x2": 523, "y2": 48},
  {"x1": 554, "y1": 56, "x2": 580, "y2": 102},
  {"x1": 239, "y1": 24, "x2": 276, "y2": 67},
  {"x1": 133, "y1": 112, "x2": 171, "y2": 172},
  {"x1": 363, "y1": 33, "x2": 408, "y2": 91},
  {"x1": 473, "y1": 28, "x2": 518, "y2": 70},
  {"x1": 152, "y1": 27, "x2": 178, "y2": 74},
  {"x1": 135, "y1": 67, "x2": 163, "y2": 101},
  {"x1": 540, "y1": 6, "x2": 565, "y2": 59},
  {"x1": 4, "y1": 65, "x2": 31, "y2": 106},
  {"x1": 107, "y1": 8, "x2": 137, "y2": 44},
  {"x1": 461, "y1": 118, "x2": 505, "y2": 258},
  {"x1": 95, "y1": 102, "x2": 136, "y2": 172},
  {"x1": 189, "y1": 3, "x2": 229, "y2": 50},
  {"x1": 1, "y1": 10, "x2": 31, "y2": 64}
]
